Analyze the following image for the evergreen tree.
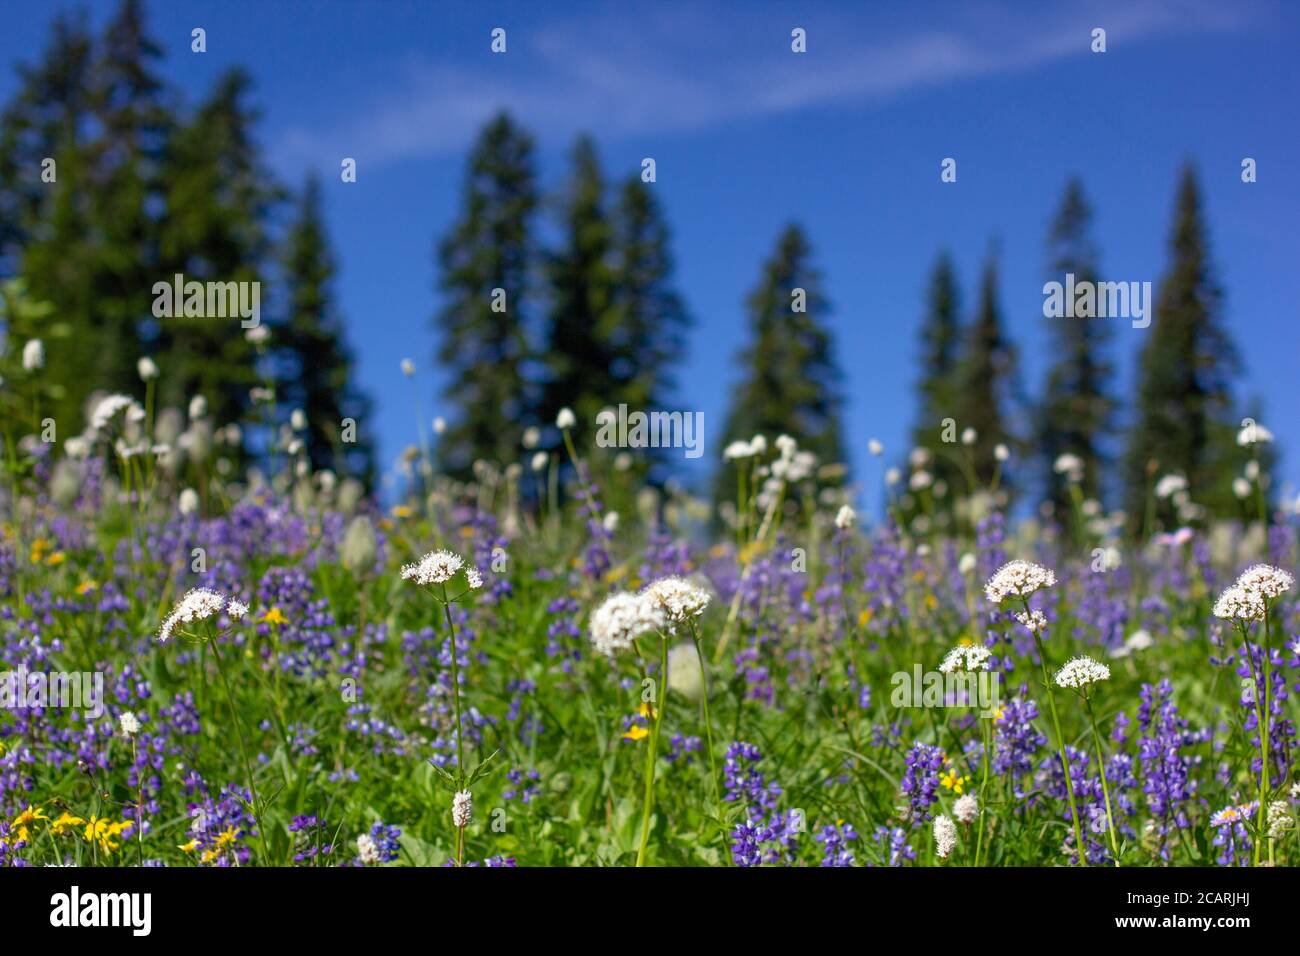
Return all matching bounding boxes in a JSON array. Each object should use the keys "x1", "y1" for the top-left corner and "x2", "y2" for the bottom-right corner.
[
  {"x1": 434, "y1": 112, "x2": 537, "y2": 475},
  {"x1": 714, "y1": 223, "x2": 846, "y2": 505},
  {"x1": 1037, "y1": 178, "x2": 1114, "y2": 519},
  {"x1": 608, "y1": 174, "x2": 691, "y2": 479},
  {"x1": 541, "y1": 135, "x2": 617, "y2": 433},
  {"x1": 1124, "y1": 165, "x2": 1241, "y2": 523},
  {"x1": 278, "y1": 176, "x2": 374, "y2": 482},
  {"x1": 156, "y1": 68, "x2": 277, "y2": 428},
  {"x1": 0, "y1": 12, "x2": 132, "y2": 434},
  {"x1": 958, "y1": 250, "x2": 1018, "y2": 488},
  {"x1": 910, "y1": 252, "x2": 964, "y2": 502}
]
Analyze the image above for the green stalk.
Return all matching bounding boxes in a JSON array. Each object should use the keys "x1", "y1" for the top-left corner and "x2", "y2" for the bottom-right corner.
[
  {"x1": 635, "y1": 636, "x2": 669, "y2": 867},
  {"x1": 1084, "y1": 695, "x2": 1121, "y2": 864},
  {"x1": 1032, "y1": 629, "x2": 1086, "y2": 866}
]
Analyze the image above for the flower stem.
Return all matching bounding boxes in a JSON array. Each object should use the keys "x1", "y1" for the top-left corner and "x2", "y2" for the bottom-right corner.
[
  {"x1": 635, "y1": 637, "x2": 669, "y2": 867},
  {"x1": 442, "y1": 585, "x2": 466, "y2": 866},
  {"x1": 1033, "y1": 630, "x2": 1086, "y2": 866},
  {"x1": 690, "y1": 624, "x2": 726, "y2": 860},
  {"x1": 210, "y1": 638, "x2": 271, "y2": 864},
  {"x1": 1084, "y1": 695, "x2": 1121, "y2": 865}
]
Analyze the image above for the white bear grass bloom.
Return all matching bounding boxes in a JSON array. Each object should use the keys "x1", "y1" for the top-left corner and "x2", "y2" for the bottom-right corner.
[
  {"x1": 119, "y1": 711, "x2": 141, "y2": 738},
  {"x1": 984, "y1": 560, "x2": 1057, "y2": 604},
  {"x1": 1054, "y1": 655, "x2": 1111, "y2": 691}
]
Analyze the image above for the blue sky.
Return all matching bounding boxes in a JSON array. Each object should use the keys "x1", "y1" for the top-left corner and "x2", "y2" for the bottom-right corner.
[{"x1": 2, "y1": 0, "x2": 1297, "y2": 508}]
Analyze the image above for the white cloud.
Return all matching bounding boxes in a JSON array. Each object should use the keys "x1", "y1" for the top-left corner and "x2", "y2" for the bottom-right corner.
[{"x1": 271, "y1": 0, "x2": 1256, "y2": 168}]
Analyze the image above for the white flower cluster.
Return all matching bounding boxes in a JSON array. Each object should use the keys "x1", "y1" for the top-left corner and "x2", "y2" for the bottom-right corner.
[
  {"x1": 119, "y1": 711, "x2": 141, "y2": 738},
  {"x1": 90, "y1": 393, "x2": 144, "y2": 434},
  {"x1": 401, "y1": 550, "x2": 472, "y2": 587},
  {"x1": 1213, "y1": 564, "x2": 1293, "y2": 622},
  {"x1": 953, "y1": 794, "x2": 979, "y2": 825},
  {"x1": 589, "y1": 591, "x2": 665, "y2": 657},
  {"x1": 641, "y1": 576, "x2": 711, "y2": 627},
  {"x1": 1267, "y1": 800, "x2": 1293, "y2": 840},
  {"x1": 938, "y1": 643, "x2": 992, "y2": 674},
  {"x1": 933, "y1": 814, "x2": 957, "y2": 859},
  {"x1": 1054, "y1": 655, "x2": 1111, "y2": 690},
  {"x1": 1013, "y1": 609, "x2": 1048, "y2": 635},
  {"x1": 984, "y1": 560, "x2": 1057, "y2": 604},
  {"x1": 451, "y1": 789, "x2": 473, "y2": 828},
  {"x1": 356, "y1": 833, "x2": 381, "y2": 866},
  {"x1": 158, "y1": 587, "x2": 245, "y2": 643},
  {"x1": 834, "y1": 504, "x2": 856, "y2": 530}
]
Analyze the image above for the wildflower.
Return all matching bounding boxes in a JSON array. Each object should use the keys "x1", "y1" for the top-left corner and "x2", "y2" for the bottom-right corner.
[
  {"x1": 465, "y1": 567, "x2": 483, "y2": 590},
  {"x1": 939, "y1": 767, "x2": 970, "y2": 794},
  {"x1": 227, "y1": 599, "x2": 249, "y2": 621},
  {"x1": 589, "y1": 591, "x2": 664, "y2": 657},
  {"x1": 1014, "y1": 609, "x2": 1048, "y2": 634},
  {"x1": 909, "y1": 470, "x2": 933, "y2": 491},
  {"x1": 994, "y1": 444, "x2": 1009, "y2": 462},
  {"x1": 939, "y1": 643, "x2": 992, "y2": 674},
  {"x1": 961, "y1": 427, "x2": 977, "y2": 446},
  {"x1": 723, "y1": 440, "x2": 754, "y2": 460},
  {"x1": 1154, "y1": 474, "x2": 1187, "y2": 499},
  {"x1": 1053, "y1": 453, "x2": 1084, "y2": 476},
  {"x1": 834, "y1": 504, "x2": 856, "y2": 529},
  {"x1": 137, "y1": 356, "x2": 159, "y2": 380},
  {"x1": 189, "y1": 395, "x2": 207, "y2": 419},
  {"x1": 868, "y1": 438, "x2": 883, "y2": 456},
  {"x1": 953, "y1": 794, "x2": 979, "y2": 824},
  {"x1": 623, "y1": 724, "x2": 650, "y2": 742},
  {"x1": 401, "y1": 358, "x2": 415, "y2": 376},
  {"x1": 12, "y1": 805, "x2": 48, "y2": 842},
  {"x1": 957, "y1": 552, "x2": 977, "y2": 575},
  {"x1": 158, "y1": 587, "x2": 242, "y2": 642},
  {"x1": 1212, "y1": 585, "x2": 1265, "y2": 622},
  {"x1": 984, "y1": 560, "x2": 1057, "y2": 604},
  {"x1": 119, "y1": 711, "x2": 141, "y2": 738},
  {"x1": 400, "y1": 550, "x2": 465, "y2": 586},
  {"x1": 933, "y1": 815, "x2": 957, "y2": 859},
  {"x1": 1054, "y1": 656, "x2": 1111, "y2": 690},
  {"x1": 22, "y1": 339, "x2": 44, "y2": 371},
  {"x1": 452, "y1": 790, "x2": 472, "y2": 828},
  {"x1": 530, "y1": 451, "x2": 548, "y2": 472},
  {"x1": 641, "y1": 576, "x2": 711, "y2": 626},
  {"x1": 50, "y1": 813, "x2": 84, "y2": 837},
  {"x1": 556, "y1": 407, "x2": 576, "y2": 430},
  {"x1": 1267, "y1": 800, "x2": 1293, "y2": 839},
  {"x1": 1234, "y1": 564, "x2": 1294, "y2": 601},
  {"x1": 90, "y1": 394, "x2": 141, "y2": 432},
  {"x1": 356, "y1": 833, "x2": 381, "y2": 865},
  {"x1": 83, "y1": 816, "x2": 131, "y2": 854}
]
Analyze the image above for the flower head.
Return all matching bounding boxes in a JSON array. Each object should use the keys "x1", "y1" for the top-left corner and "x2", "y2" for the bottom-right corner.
[
  {"x1": 1234, "y1": 564, "x2": 1293, "y2": 601},
  {"x1": 1212, "y1": 584, "x2": 1266, "y2": 622},
  {"x1": 834, "y1": 504, "x2": 856, "y2": 530},
  {"x1": 640, "y1": 576, "x2": 711, "y2": 627},
  {"x1": 400, "y1": 550, "x2": 465, "y2": 587},
  {"x1": 1014, "y1": 609, "x2": 1048, "y2": 635},
  {"x1": 158, "y1": 587, "x2": 242, "y2": 642},
  {"x1": 953, "y1": 794, "x2": 979, "y2": 825},
  {"x1": 933, "y1": 814, "x2": 957, "y2": 859},
  {"x1": 22, "y1": 339, "x2": 44, "y2": 371},
  {"x1": 938, "y1": 643, "x2": 992, "y2": 674},
  {"x1": 1054, "y1": 655, "x2": 1111, "y2": 690},
  {"x1": 451, "y1": 790, "x2": 473, "y2": 828},
  {"x1": 119, "y1": 711, "x2": 141, "y2": 738},
  {"x1": 984, "y1": 560, "x2": 1056, "y2": 604},
  {"x1": 589, "y1": 591, "x2": 664, "y2": 657}
]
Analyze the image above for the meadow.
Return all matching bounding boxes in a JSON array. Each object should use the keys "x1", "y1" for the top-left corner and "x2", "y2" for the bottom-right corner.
[{"x1": 1, "y1": 387, "x2": 1297, "y2": 869}]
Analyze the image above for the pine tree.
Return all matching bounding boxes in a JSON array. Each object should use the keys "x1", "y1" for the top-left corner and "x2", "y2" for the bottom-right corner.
[
  {"x1": 0, "y1": 12, "x2": 130, "y2": 435},
  {"x1": 156, "y1": 68, "x2": 277, "y2": 428},
  {"x1": 278, "y1": 176, "x2": 374, "y2": 483},
  {"x1": 714, "y1": 223, "x2": 846, "y2": 505},
  {"x1": 1037, "y1": 178, "x2": 1114, "y2": 519},
  {"x1": 608, "y1": 174, "x2": 691, "y2": 479},
  {"x1": 910, "y1": 252, "x2": 964, "y2": 502},
  {"x1": 958, "y1": 250, "x2": 1018, "y2": 488},
  {"x1": 434, "y1": 112, "x2": 537, "y2": 475},
  {"x1": 541, "y1": 135, "x2": 617, "y2": 434},
  {"x1": 1125, "y1": 165, "x2": 1241, "y2": 524}
]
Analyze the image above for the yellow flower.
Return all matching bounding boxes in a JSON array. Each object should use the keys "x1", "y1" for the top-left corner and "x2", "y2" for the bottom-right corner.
[
  {"x1": 76, "y1": 580, "x2": 98, "y2": 595},
  {"x1": 29, "y1": 538, "x2": 51, "y2": 563},
  {"x1": 939, "y1": 768, "x2": 971, "y2": 794},
  {"x1": 637, "y1": 701, "x2": 657, "y2": 720},
  {"x1": 260, "y1": 606, "x2": 288, "y2": 626},
  {"x1": 83, "y1": 816, "x2": 131, "y2": 854},
  {"x1": 178, "y1": 840, "x2": 198, "y2": 854},
  {"x1": 924, "y1": 593, "x2": 937, "y2": 611},
  {"x1": 458, "y1": 526, "x2": 475, "y2": 538},
  {"x1": 857, "y1": 608, "x2": 874, "y2": 628},
  {"x1": 604, "y1": 565, "x2": 628, "y2": 584},
  {"x1": 623, "y1": 725, "x2": 650, "y2": 742},
  {"x1": 50, "y1": 812, "x2": 84, "y2": 836},
  {"x1": 390, "y1": 505, "x2": 413, "y2": 519},
  {"x1": 46, "y1": 551, "x2": 66, "y2": 566},
  {"x1": 12, "y1": 805, "x2": 48, "y2": 842}
]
